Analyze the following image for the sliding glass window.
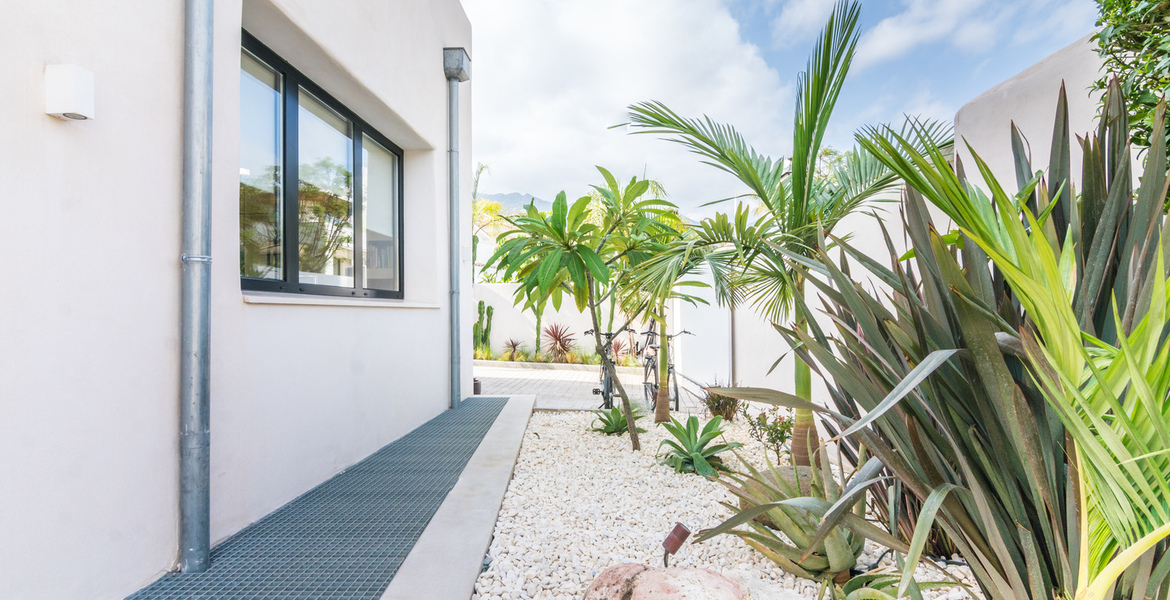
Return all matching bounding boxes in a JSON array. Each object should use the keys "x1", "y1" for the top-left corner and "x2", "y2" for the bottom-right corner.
[{"x1": 238, "y1": 32, "x2": 404, "y2": 298}]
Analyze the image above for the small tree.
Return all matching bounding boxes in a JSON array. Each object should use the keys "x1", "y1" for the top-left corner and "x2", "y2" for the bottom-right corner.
[
  {"x1": 486, "y1": 167, "x2": 681, "y2": 450},
  {"x1": 1093, "y1": 0, "x2": 1170, "y2": 152}
]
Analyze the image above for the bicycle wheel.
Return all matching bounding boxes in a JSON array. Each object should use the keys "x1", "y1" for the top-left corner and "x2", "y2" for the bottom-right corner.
[
  {"x1": 644, "y1": 381, "x2": 657, "y2": 412},
  {"x1": 601, "y1": 369, "x2": 613, "y2": 409}
]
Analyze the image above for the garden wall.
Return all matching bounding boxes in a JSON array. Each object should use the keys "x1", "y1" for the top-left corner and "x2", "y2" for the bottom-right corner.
[
  {"x1": 475, "y1": 283, "x2": 614, "y2": 355},
  {"x1": 954, "y1": 34, "x2": 1104, "y2": 202}
]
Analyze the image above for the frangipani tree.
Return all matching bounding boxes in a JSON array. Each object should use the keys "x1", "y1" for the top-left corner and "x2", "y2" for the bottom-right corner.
[{"x1": 485, "y1": 167, "x2": 683, "y2": 450}]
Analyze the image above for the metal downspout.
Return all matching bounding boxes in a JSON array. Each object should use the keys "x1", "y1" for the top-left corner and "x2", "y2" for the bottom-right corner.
[
  {"x1": 178, "y1": 0, "x2": 214, "y2": 573},
  {"x1": 444, "y1": 48, "x2": 470, "y2": 410}
]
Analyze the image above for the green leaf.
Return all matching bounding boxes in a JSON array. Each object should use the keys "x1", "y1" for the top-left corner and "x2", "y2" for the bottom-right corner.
[
  {"x1": 834, "y1": 349, "x2": 958, "y2": 440},
  {"x1": 550, "y1": 191, "x2": 568, "y2": 233},
  {"x1": 537, "y1": 248, "x2": 564, "y2": 292},
  {"x1": 578, "y1": 245, "x2": 610, "y2": 284},
  {"x1": 898, "y1": 484, "x2": 958, "y2": 599}
]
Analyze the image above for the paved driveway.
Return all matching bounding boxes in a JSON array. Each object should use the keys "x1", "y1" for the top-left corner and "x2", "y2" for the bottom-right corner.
[{"x1": 474, "y1": 361, "x2": 705, "y2": 413}]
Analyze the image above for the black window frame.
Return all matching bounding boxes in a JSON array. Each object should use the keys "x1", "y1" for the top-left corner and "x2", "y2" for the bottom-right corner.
[{"x1": 240, "y1": 30, "x2": 406, "y2": 300}]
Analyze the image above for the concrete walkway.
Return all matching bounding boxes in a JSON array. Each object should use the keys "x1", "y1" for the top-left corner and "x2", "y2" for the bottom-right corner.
[
  {"x1": 381, "y1": 394, "x2": 534, "y2": 600},
  {"x1": 474, "y1": 360, "x2": 705, "y2": 413},
  {"x1": 127, "y1": 397, "x2": 520, "y2": 600}
]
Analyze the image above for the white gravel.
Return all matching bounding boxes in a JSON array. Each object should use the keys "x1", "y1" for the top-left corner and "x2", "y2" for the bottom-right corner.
[{"x1": 473, "y1": 410, "x2": 979, "y2": 600}]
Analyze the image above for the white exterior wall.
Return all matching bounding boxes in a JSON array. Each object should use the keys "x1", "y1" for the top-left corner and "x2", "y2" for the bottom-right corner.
[
  {"x1": 955, "y1": 34, "x2": 1104, "y2": 197},
  {"x1": 0, "y1": 1, "x2": 472, "y2": 598}
]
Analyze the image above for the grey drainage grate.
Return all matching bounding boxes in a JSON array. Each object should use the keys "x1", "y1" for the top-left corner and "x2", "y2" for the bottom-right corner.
[{"x1": 127, "y1": 397, "x2": 508, "y2": 600}]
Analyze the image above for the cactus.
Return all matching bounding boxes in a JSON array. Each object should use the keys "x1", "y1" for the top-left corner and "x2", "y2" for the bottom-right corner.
[
  {"x1": 483, "y1": 306, "x2": 493, "y2": 348},
  {"x1": 473, "y1": 300, "x2": 493, "y2": 350}
]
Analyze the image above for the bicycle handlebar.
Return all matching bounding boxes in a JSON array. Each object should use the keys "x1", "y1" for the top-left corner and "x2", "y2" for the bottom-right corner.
[
  {"x1": 585, "y1": 328, "x2": 636, "y2": 337},
  {"x1": 639, "y1": 329, "x2": 694, "y2": 338}
]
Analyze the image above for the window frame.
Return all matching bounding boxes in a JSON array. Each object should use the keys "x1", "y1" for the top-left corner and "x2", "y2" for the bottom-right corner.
[{"x1": 240, "y1": 30, "x2": 406, "y2": 300}]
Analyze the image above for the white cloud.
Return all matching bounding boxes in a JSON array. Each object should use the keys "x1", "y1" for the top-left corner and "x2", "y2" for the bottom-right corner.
[
  {"x1": 770, "y1": 0, "x2": 836, "y2": 47},
  {"x1": 902, "y1": 90, "x2": 957, "y2": 123},
  {"x1": 853, "y1": 0, "x2": 986, "y2": 70},
  {"x1": 462, "y1": 0, "x2": 793, "y2": 218},
  {"x1": 853, "y1": 0, "x2": 1097, "y2": 71}
]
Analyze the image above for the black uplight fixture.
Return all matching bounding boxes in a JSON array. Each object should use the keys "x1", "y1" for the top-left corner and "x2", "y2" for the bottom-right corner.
[{"x1": 662, "y1": 522, "x2": 691, "y2": 567}]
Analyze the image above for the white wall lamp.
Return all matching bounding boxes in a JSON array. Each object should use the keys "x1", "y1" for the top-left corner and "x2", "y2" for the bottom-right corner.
[{"x1": 45, "y1": 64, "x2": 95, "y2": 121}]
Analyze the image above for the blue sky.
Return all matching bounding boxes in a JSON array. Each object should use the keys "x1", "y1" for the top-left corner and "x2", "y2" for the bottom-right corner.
[{"x1": 463, "y1": 0, "x2": 1098, "y2": 217}]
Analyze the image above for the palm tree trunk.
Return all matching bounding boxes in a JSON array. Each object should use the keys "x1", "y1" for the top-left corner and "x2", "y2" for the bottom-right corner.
[
  {"x1": 654, "y1": 304, "x2": 671, "y2": 423},
  {"x1": 790, "y1": 301, "x2": 820, "y2": 467}
]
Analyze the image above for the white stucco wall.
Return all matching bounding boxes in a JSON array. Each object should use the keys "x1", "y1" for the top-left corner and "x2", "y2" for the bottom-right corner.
[
  {"x1": 955, "y1": 34, "x2": 1104, "y2": 198},
  {"x1": 0, "y1": 1, "x2": 472, "y2": 598}
]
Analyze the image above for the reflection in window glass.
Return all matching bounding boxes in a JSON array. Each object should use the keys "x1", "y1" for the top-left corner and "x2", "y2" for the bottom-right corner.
[
  {"x1": 362, "y1": 135, "x2": 399, "y2": 292},
  {"x1": 297, "y1": 88, "x2": 354, "y2": 287},
  {"x1": 239, "y1": 51, "x2": 283, "y2": 279}
]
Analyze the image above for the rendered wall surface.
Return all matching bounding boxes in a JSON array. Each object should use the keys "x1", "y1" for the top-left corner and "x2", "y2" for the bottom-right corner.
[
  {"x1": 0, "y1": 1, "x2": 472, "y2": 598},
  {"x1": 955, "y1": 34, "x2": 1104, "y2": 199}
]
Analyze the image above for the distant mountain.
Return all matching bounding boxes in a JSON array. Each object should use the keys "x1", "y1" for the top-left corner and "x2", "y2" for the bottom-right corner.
[{"x1": 479, "y1": 192, "x2": 551, "y2": 213}]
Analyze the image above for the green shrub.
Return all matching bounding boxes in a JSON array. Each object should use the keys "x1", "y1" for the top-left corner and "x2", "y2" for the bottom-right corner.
[
  {"x1": 703, "y1": 380, "x2": 741, "y2": 421},
  {"x1": 740, "y1": 406, "x2": 793, "y2": 464},
  {"x1": 657, "y1": 415, "x2": 741, "y2": 477}
]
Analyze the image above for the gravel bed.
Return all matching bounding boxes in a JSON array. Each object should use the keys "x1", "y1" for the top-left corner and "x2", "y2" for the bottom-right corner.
[{"x1": 473, "y1": 410, "x2": 979, "y2": 600}]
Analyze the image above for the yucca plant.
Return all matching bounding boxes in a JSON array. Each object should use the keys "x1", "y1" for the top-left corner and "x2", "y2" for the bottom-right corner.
[
  {"x1": 542, "y1": 323, "x2": 575, "y2": 363},
  {"x1": 829, "y1": 567, "x2": 955, "y2": 600},
  {"x1": 716, "y1": 80, "x2": 1170, "y2": 600},
  {"x1": 656, "y1": 415, "x2": 741, "y2": 477},
  {"x1": 503, "y1": 338, "x2": 523, "y2": 361}
]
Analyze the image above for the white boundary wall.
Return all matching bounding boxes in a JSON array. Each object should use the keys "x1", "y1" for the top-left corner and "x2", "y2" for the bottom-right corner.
[
  {"x1": 955, "y1": 34, "x2": 1104, "y2": 198},
  {"x1": 474, "y1": 283, "x2": 647, "y2": 356}
]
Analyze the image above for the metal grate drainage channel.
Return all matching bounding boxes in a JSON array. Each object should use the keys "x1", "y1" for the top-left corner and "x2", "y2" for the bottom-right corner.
[{"x1": 128, "y1": 397, "x2": 509, "y2": 600}]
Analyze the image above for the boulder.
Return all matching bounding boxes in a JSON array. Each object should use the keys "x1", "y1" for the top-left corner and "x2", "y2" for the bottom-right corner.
[{"x1": 584, "y1": 563, "x2": 748, "y2": 600}]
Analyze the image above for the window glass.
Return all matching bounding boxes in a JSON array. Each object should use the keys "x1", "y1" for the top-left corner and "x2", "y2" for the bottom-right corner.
[
  {"x1": 297, "y1": 88, "x2": 354, "y2": 288},
  {"x1": 362, "y1": 135, "x2": 399, "y2": 292},
  {"x1": 238, "y1": 51, "x2": 283, "y2": 280}
]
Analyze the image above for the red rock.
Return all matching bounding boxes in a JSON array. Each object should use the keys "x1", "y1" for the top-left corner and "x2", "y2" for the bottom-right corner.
[{"x1": 584, "y1": 563, "x2": 748, "y2": 600}]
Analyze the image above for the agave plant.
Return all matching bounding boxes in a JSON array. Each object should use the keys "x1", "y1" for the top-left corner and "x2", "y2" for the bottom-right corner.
[
  {"x1": 698, "y1": 450, "x2": 888, "y2": 584},
  {"x1": 590, "y1": 406, "x2": 646, "y2": 436},
  {"x1": 716, "y1": 80, "x2": 1170, "y2": 600},
  {"x1": 656, "y1": 415, "x2": 741, "y2": 477}
]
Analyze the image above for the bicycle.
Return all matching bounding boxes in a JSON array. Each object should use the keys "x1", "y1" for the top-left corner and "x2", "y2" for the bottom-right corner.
[
  {"x1": 587, "y1": 327, "x2": 635, "y2": 409},
  {"x1": 639, "y1": 327, "x2": 691, "y2": 413}
]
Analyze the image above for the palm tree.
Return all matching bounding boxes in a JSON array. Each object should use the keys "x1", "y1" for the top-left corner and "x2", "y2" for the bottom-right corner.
[{"x1": 628, "y1": 0, "x2": 945, "y2": 466}]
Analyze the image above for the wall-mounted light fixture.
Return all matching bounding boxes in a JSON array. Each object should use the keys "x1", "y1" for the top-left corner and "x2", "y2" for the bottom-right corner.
[{"x1": 45, "y1": 64, "x2": 95, "y2": 121}]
